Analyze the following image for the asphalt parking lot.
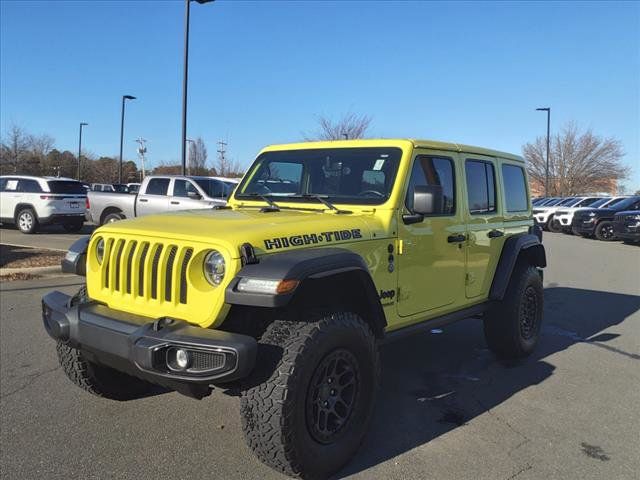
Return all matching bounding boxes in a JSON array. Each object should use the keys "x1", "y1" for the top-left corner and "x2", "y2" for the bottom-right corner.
[
  {"x1": 1, "y1": 233, "x2": 638, "y2": 480},
  {"x1": 0, "y1": 224, "x2": 95, "y2": 251}
]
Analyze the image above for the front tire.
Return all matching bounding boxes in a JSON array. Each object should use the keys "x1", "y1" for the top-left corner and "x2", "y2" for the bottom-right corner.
[
  {"x1": 483, "y1": 263, "x2": 543, "y2": 360},
  {"x1": 547, "y1": 216, "x2": 562, "y2": 233},
  {"x1": 56, "y1": 342, "x2": 154, "y2": 400},
  {"x1": 16, "y1": 208, "x2": 38, "y2": 234},
  {"x1": 241, "y1": 312, "x2": 379, "y2": 479},
  {"x1": 595, "y1": 221, "x2": 616, "y2": 241}
]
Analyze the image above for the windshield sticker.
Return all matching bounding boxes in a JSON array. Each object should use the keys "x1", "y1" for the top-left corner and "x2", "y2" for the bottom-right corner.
[
  {"x1": 264, "y1": 229, "x2": 363, "y2": 250},
  {"x1": 373, "y1": 159, "x2": 385, "y2": 171}
]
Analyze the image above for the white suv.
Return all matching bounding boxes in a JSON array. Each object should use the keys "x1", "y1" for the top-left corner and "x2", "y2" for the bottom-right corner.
[
  {"x1": 0, "y1": 176, "x2": 87, "y2": 234},
  {"x1": 553, "y1": 197, "x2": 625, "y2": 233},
  {"x1": 532, "y1": 196, "x2": 602, "y2": 232}
]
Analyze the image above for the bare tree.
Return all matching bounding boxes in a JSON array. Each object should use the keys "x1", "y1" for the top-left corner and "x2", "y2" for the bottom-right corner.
[
  {"x1": 306, "y1": 112, "x2": 372, "y2": 141},
  {"x1": 0, "y1": 125, "x2": 30, "y2": 174},
  {"x1": 187, "y1": 137, "x2": 208, "y2": 175},
  {"x1": 523, "y1": 123, "x2": 629, "y2": 196}
]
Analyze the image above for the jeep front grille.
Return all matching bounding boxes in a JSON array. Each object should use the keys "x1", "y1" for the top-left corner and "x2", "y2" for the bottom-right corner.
[{"x1": 101, "y1": 238, "x2": 193, "y2": 305}]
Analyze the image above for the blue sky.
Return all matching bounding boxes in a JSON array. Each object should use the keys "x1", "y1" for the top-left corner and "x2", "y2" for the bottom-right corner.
[{"x1": 1, "y1": 1, "x2": 638, "y2": 189}]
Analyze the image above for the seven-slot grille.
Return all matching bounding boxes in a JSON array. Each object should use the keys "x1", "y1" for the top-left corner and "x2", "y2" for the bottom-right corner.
[
  {"x1": 614, "y1": 213, "x2": 638, "y2": 230},
  {"x1": 101, "y1": 238, "x2": 193, "y2": 304}
]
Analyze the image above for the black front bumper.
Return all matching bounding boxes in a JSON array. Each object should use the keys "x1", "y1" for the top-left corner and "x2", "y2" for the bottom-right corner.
[
  {"x1": 42, "y1": 291, "x2": 257, "y2": 388},
  {"x1": 573, "y1": 219, "x2": 596, "y2": 235},
  {"x1": 39, "y1": 213, "x2": 85, "y2": 225}
]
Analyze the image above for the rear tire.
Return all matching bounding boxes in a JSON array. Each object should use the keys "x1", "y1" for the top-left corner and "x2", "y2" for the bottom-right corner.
[
  {"x1": 595, "y1": 221, "x2": 616, "y2": 241},
  {"x1": 16, "y1": 208, "x2": 38, "y2": 234},
  {"x1": 102, "y1": 212, "x2": 124, "y2": 225},
  {"x1": 484, "y1": 263, "x2": 543, "y2": 360},
  {"x1": 241, "y1": 312, "x2": 379, "y2": 479},
  {"x1": 56, "y1": 342, "x2": 154, "y2": 400},
  {"x1": 62, "y1": 220, "x2": 84, "y2": 233}
]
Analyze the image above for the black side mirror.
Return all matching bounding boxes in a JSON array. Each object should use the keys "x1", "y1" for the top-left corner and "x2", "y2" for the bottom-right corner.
[
  {"x1": 403, "y1": 184, "x2": 443, "y2": 224},
  {"x1": 187, "y1": 191, "x2": 202, "y2": 200}
]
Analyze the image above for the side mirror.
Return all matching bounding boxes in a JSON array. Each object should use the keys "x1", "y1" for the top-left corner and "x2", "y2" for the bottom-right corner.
[
  {"x1": 187, "y1": 191, "x2": 202, "y2": 200},
  {"x1": 403, "y1": 185, "x2": 443, "y2": 224}
]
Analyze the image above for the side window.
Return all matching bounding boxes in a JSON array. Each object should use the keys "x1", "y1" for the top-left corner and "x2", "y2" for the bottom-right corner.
[
  {"x1": 4, "y1": 179, "x2": 19, "y2": 191},
  {"x1": 0, "y1": 179, "x2": 8, "y2": 191},
  {"x1": 405, "y1": 156, "x2": 456, "y2": 215},
  {"x1": 465, "y1": 160, "x2": 497, "y2": 215},
  {"x1": 18, "y1": 179, "x2": 43, "y2": 193},
  {"x1": 501, "y1": 164, "x2": 528, "y2": 212},
  {"x1": 173, "y1": 180, "x2": 198, "y2": 198},
  {"x1": 209, "y1": 181, "x2": 225, "y2": 198},
  {"x1": 145, "y1": 178, "x2": 170, "y2": 196}
]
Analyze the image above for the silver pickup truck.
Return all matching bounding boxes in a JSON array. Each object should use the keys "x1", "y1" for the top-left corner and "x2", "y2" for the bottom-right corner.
[{"x1": 87, "y1": 175, "x2": 239, "y2": 225}]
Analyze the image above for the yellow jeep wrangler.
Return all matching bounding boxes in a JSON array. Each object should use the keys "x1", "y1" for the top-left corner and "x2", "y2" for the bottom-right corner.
[{"x1": 43, "y1": 139, "x2": 545, "y2": 479}]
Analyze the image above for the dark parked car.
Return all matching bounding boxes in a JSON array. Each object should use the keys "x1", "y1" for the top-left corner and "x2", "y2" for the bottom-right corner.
[
  {"x1": 573, "y1": 196, "x2": 640, "y2": 241},
  {"x1": 613, "y1": 210, "x2": 640, "y2": 244}
]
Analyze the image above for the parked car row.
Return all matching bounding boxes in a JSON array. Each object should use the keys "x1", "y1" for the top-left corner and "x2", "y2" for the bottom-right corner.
[
  {"x1": 532, "y1": 195, "x2": 640, "y2": 243},
  {"x1": 0, "y1": 174, "x2": 240, "y2": 233}
]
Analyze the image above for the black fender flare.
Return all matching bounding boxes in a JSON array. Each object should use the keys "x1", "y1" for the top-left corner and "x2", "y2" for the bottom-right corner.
[
  {"x1": 489, "y1": 233, "x2": 546, "y2": 301},
  {"x1": 225, "y1": 247, "x2": 387, "y2": 337}
]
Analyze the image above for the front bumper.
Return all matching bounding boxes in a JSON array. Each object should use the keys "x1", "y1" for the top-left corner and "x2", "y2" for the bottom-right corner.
[
  {"x1": 42, "y1": 291, "x2": 257, "y2": 388},
  {"x1": 573, "y1": 218, "x2": 596, "y2": 235}
]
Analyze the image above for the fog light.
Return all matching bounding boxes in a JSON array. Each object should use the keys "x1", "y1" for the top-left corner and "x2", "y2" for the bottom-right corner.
[{"x1": 175, "y1": 349, "x2": 190, "y2": 369}]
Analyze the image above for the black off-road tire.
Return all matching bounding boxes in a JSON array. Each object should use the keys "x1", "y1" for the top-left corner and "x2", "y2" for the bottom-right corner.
[
  {"x1": 240, "y1": 312, "x2": 379, "y2": 479},
  {"x1": 595, "y1": 221, "x2": 617, "y2": 241},
  {"x1": 56, "y1": 342, "x2": 154, "y2": 401},
  {"x1": 483, "y1": 263, "x2": 543, "y2": 360},
  {"x1": 62, "y1": 220, "x2": 84, "y2": 233},
  {"x1": 16, "y1": 207, "x2": 38, "y2": 234}
]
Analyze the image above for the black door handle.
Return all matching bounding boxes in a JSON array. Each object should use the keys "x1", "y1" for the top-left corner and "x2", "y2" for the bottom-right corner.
[
  {"x1": 171, "y1": 201, "x2": 180, "y2": 205},
  {"x1": 487, "y1": 230, "x2": 504, "y2": 238},
  {"x1": 138, "y1": 198, "x2": 148, "y2": 203},
  {"x1": 447, "y1": 234, "x2": 466, "y2": 243}
]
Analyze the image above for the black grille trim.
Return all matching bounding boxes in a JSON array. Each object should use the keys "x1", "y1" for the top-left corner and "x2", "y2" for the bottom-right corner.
[
  {"x1": 150, "y1": 245, "x2": 163, "y2": 299},
  {"x1": 179, "y1": 249, "x2": 193, "y2": 304},
  {"x1": 164, "y1": 246, "x2": 178, "y2": 302}
]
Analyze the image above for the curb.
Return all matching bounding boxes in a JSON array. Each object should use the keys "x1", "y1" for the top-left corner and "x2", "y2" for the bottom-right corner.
[{"x1": 0, "y1": 265, "x2": 67, "y2": 275}]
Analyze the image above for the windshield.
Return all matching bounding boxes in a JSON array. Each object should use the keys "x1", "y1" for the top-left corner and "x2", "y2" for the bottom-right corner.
[
  {"x1": 47, "y1": 180, "x2": 86, "y2": 194},
  {"x1": 609, "y1": 196, "x2": 640, "y2": 210},
  {"x1": 194, "y1": 178, "x2": 233, "y2": 198},
  {"x1": 112, "y1": 184, "x2": 129, "y2": 193},
  {"x1": 540, "y1": 198, "x2": 562, "y2": 206},
  {"x1": 589, "y1": 198, "x2": 611, "y2": 208},
  {"x1": 236, "y1": 148, "x2": 402, "y2": 205},
  {"x1": 558, "y1": 197, "x2": 577, "y2": 206}
]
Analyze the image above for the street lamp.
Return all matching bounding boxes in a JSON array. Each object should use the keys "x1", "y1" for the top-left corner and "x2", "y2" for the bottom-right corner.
[
  {"x1": 77, "y1": 122, "x2": 88, "y2": 180},
  {"x1": 181, "y1": 0, "x2": 214, "y2": 175},
  {"x1": 536, "y1": 107, "x2": 551, "y2": 196},
  {"x1": 119, "y1": 95, "x2": 137, "y2": 183}
]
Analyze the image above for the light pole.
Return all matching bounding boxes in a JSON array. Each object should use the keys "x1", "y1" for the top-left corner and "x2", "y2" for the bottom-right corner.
[
  {"x1": 77, "y1": 122, "x2": 88, "y2": 180},
  {"x1": 119, "y1": 95, "x2": 136, "y2": 183},
  {"x1": 181, "y1": 0, "x2": 214, "y2": 176},
  {"x1": 536, "y1": 107, "x2": 551, "y2": 196},
  {"x1": 185, "y1": 138, "x2": 195, "y2": 175}
]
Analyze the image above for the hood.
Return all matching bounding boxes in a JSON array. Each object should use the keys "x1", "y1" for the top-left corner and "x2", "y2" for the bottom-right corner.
[{"x1": 96, "y1": 207, "x2": 389, "y2": 258}]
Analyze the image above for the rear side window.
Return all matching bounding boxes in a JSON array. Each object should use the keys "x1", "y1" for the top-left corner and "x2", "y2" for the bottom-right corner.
[
  {"x1": 501, "y1": 164, "x2": 528, "y2": 212},
  {"x1": 405, "y1": 156, "x2": 456, "y2": 215},
  {"x1": 47, "y1": 181, "x2": 86, "y2": 194},
  {"x1": 465, "y1": 160, "x2": 496, "y2": 214},
  {"x1": 17, "y1": 179, "x2": 42, "y2": 193},
  {"x1": 145, "y1": 178, "x2": 170, "y2": 196}
]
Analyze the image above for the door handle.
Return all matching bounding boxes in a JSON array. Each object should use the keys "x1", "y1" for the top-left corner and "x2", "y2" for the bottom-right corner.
[
  {"x1": 170, "y1": 201, "x2": 180, "y2": 205},
  {"x1": 138, "y1": 198, "x2": 148, "y2": 203},
  {"x1": 487, "y1": 230, "x2": 504, "y2": 238},
  {"x1": 447, "y1": 234, "x2": 466, "y2": 243}
]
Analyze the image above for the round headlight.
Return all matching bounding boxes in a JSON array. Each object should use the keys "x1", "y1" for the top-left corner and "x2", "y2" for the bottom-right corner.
[
  {"x1": 204, "y1": 250, "x2": 225, "y2": 285},
  {"x1": 96, "y1": 238, "x2": 105, "y2": 264}
]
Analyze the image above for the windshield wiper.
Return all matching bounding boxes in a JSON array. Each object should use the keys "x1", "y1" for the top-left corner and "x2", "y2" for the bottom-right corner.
[
  {"x1": 289, "y1": 194, "x2": 351, "y2": 214},
  {"x1": 243, "y1": 193, "x2": 280, "y2": 212}
]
